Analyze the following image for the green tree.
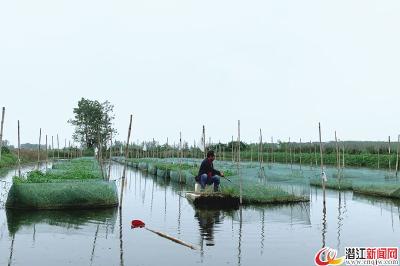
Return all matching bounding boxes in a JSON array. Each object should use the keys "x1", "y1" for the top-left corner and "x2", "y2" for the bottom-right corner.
[{"x1": 68, "y1": 98, "x2": 116, "y2": 149}]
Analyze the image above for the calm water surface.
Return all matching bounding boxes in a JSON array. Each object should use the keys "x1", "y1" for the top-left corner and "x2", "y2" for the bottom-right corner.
[{"x1": 0, "y1": 162, "x2": 399, "y2": 266}]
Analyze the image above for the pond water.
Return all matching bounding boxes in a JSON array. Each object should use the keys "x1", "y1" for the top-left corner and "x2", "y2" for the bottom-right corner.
[{"x1": 0, "y1": 162, "x2": 399, "y2": 266}]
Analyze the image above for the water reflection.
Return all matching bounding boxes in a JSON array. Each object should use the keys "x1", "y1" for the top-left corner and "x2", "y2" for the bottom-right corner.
[
  {"x1": 6, "y1": 208, "x2": 117, "y2": 236},
  {"x1": 195, "y1": 209, "x2": 222, "y2": 247}
]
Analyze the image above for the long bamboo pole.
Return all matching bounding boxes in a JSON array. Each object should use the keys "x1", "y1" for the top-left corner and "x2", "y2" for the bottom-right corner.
[
  {"x1": 202, "y1": 125, "x2": 206, "y2": 158},
  {"x1": 17, "y1": 120, "x2": 21, "y2": 178},
  {"x1": 389, "y1": 136, "x2": 392, "y2": 172},
  {"x1": 45, "y1": 135, "x2": 48, "y2": 168},
  {"x1": 51, "y1": 136, "x2": 54, "y2": 160},
  {"x1": 122, "y1": 115, "x2": 133, "y2": 179},
  {"x1": 37, "y1": 128, "x2": 41, "y2": 169},
  {"x1": 108, "y1": 132, "x2": 112, "y2": 180},
  {"x1": 237, "y1": 120, "x2": 242, "y2": 205},
  {"x1": 0, "y1": 107, "x2": 5, "y2": 161},
  {"x1": 319, "y1": 122, "x2": 326, "y2": 204},
  {"x1": 57, "y1": 134, "x2": 60, "y2": 159},
  {"x1": 335, "y1": 131, "x2": 339, "y2": 175},
  {"x1": 299, "y1": 138, "x2": 302, "y2": 171},
  {"x1": 396, "y1": 135, "x2": 399, "y2": 178}
]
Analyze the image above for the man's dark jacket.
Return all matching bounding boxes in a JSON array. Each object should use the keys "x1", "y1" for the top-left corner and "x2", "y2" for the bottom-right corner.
[{"x1": 196, "y1": 158, "x2": 221, "y2": 182}]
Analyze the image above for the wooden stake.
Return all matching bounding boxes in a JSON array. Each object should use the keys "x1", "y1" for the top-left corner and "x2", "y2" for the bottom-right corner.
[
  {"x1": 17, "y1": 120, "x2": 21, "y2": 178},
  {"x1": 0, "y1": 107, "x2": 5, "y2": 161},
  {"x1": 377, "y1": 145, "x2": 380, "y2": 169},
  {"x1": 108, "y1": 132, "x2": 112, "y2": 180},
  {"x1": 309, "y1": 140, "x2": 313, "y2": 169},
  {"x1": 396, "y1": 135, "x2": 400, "y2": 178},
  {"x1": 57, "y1": 134, "x2": 60, "y2": 159},
  {"x1": 389, "y1": 136, "x2": 392, "y2": 172},
  {"x1": 122, "y1": 115, "x2": 133, "y2": 179},
  {"x1": 237, "y1": 120, "x2": 242, "y2": 205},
  {"x1": 299, "y1": 138, "x2": 302, "y2": 171},
  {"x1": 45, "y1": 134, "x2": 48, "y2": 168},
  {"x1": 37, "y1": 128, "x2": 41, "y2": 169},
  {"x1": 179, "y1": 131, "x2": 182, "y2": 183},
  {"x1": 318, "y1": 122, "x2": 326, "y2": 204},
  {"x1": 231, "y1": 135, "x2": 234, "y2": 163},
  {"x1": 335, "y1": 131, "x2": 339, "y2": 175},
  {"x1": 51, "y1": 136, "x2": 54, "y2": 160},
  {"x1": 202, "y1": 125, "x2": 206, "y2": 158},
  {"x1": 289, "y1": 137, "x2": 293, "y2": 170}
]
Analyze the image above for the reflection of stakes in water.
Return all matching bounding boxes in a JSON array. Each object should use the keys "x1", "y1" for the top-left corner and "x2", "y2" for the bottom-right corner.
[
  {"x1": 164, "y1": 185, "x2": 167, "y2": 222},
  {"x1": 237, "y1": 206, "x2": 243, "y2": 266},
  {"x1": 31, "y1": 224, "x2": 36, "y2": 245},
  {"x1": 150, "y1": 176, "x2": 155, "y2": 215},
  {"x1": 260, "y1": 209, "x2": 265, "y2": 255},
  {"x1": 8, "y1": 234, "x2": 15, "y2": 266},
  {"x1": 178, "y1": 189, "x2": 181, "y2": 237},
  {"x1": 337, "y1": 191, "x2": 343, "y2": 251},
  {"x1": 322, "y1": 200, "x2": 327, "y2": 250},
  {"x1": 119, "y1": 208, "x2": 124, "y2": 266},
  {"x1": 142, "y1": 175, "x2": 147, "y2": 205},
  {"x1": 90, "y1": 224, "x2": 100, "y2": 266}
]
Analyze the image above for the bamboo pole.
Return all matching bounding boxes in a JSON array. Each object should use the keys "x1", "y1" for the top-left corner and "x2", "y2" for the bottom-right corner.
[
  {"x1": 377, "y1": 145, "x2": 380, "y2": 169},
  {"x1": 271, "y1": 137, "x2": 274, "y2": 164},
  {"x1": 122, "y1": 115, "x2": 133, "y2": 179},
  {"x1": 45, "y1": 135, "x2": 48, "y2": 168},
  {"x1": 314, "y1": 143, "x2": 318, "y2": 167},
  {"x1": 299, "y1": 138, "x2": 302, "y2": 171},
  {"x1": 342, "y1": 142, "x2": 345, "y2": 169},
  {"x1": 289, "y1": 137, "x2": 293, "y2": 170},
  {"x1": 179, "y1": 131, "x2": 182, "y2": 183},
  {"x1": 237, "y1": 120, "x2": 242, "y2": 205},
  {"x1": 202, "y1": 125, "x2": 206, "y2": 158},
  {"x1": 0, "y1": 107, "x2": 5, "y2": 161},
  {"x1": 51, "y1": 136, "x2": 54, "y2": 160},
  {"x1": 335, "y1": 131, "x2": 339, "y2": 175},
  {"x1": 108, "y1": 132, "x2": 112, "y2": 180},
  {"x1": 309, "y1": 140, "x2": 313, "y2": 169},
  {"x1": 389, "y1": 136, "x2": 392, "y2": 172},
  {"x1": 259, "y1": 129, "x2": 263, "y2": 171},
  {"x1": 231, "y1": 135, "x2": 234, "y2": 163},
  {"x1": 319, "y1": 122, "x2": 326, "y2": 204},
  {"x1": 17, "y1": 120, "x2": 21, "y2": 178},
  {"x1": 64, "y1": 139, "x2": 66, "y2": 159},
  {"x1": 37, "y1": 128, "x2": 41, "y2": 169},
  {"x1": 396, "y1": 135, "x2": 400, "y2": 178},
  {"x1": 57, "y1": 134, "x2": 60, "y2": 159}
]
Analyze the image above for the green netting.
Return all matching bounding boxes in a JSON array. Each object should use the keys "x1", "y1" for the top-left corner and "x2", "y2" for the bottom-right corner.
[
  {"x1": 138, "y1": 162, "x2": 148, "y2": 171},
  {"x1": 121, "y1": 157, "x2": 310, "y2": 204},
  {"x1": 6, "y1": 180, "x2": 118, "y2": 209},
  {"x1": 148, "y1": 163, "x2": 157, "y2": 175}
]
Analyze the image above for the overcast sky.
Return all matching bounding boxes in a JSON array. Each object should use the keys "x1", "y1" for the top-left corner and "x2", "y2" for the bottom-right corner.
[{"x1": 1, "y1": 0, "x2": 400, "y2": 146}]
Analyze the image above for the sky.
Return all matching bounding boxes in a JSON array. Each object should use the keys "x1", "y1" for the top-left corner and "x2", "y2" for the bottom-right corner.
[{"x1": 1, "y1": 0, "x2": 400, "y2": 146}]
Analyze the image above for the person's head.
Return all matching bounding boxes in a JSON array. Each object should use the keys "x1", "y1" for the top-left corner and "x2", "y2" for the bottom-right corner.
[{"x1": 207, "y1": 150, "x2": 215, "y2": 161}]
